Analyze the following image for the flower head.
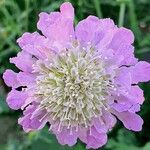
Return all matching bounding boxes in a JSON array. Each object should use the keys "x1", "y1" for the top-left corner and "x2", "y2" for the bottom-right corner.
[{"x1": 3, "y1": 2, "x2": 150, "y2": 149}]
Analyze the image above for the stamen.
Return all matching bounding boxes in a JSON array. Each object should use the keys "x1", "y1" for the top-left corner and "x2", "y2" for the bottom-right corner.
[
  {"x1": 33, "y1": 43, "x2": 116, "y2": 129},
  {"x1": 58, "y1": 121, "x2": 62, "y2": 132},
  {"x1": 89, "y1": 126, "x2": 92, "y2": 135},
  {"x1": 70, "y1": 127, "x2": 73, "y2": 135}
]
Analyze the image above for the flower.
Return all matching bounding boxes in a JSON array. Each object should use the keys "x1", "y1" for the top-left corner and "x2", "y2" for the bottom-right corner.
[{"x1": 3, "y1": 2, "x2": 150, "y2": 149}]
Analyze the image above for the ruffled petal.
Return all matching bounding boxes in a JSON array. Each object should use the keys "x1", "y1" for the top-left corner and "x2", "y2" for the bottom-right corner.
[
  {"x1": 127, "y1": 86, "x2": 144, "y2": 104},
  {"x1": 130, "y1": 61, "x2": 150, "y2": 84},
  {"x1": 17, "y1": 32, "x2": 51, "y2": 59},
  {"x1": 112, "y1": 110, "x2": 143, "y2": 131},
  {"x1": 129, "y1": 104, "x2": 140, "y2": 113},
  {"x1": 112, "y1": 102, "x2": 133, "y2": 112},
  {"x1": 37, "y1": 2, "x2": 75, "y2": 46},
  {"x1": 17, "y1": 72, "x2": 36, "y2": 86},
  {"x1": 55, "y1": 128, "x2": 78, "y2": 146},
  {"x1": 112, "y1": 85, "x2": 143, "y2": 113},
  {"x1": 18, "y1": 115, "x2": 31, "y2": 132},
  {"x1": 76, "y1": 16, "x2": 115, "y2": 46},
  {"x1": 109, "y1": 27, "x2": 134, "y2": 50},
  {"x1": 18, "y1": 114, "x2": 46, "y2": 132},
  {"x1": 115, "y1": 45, "x2": 138, "y2": 66},
  {"x1": 76, "y1": 16, "x2": 101, "y2": 45},
  {"x1": 18, "y1": 106, "x2": 47, "y2": 132},
  {"x1": 92, "y1": 117, "x2": 108, "y2": 133},
  {"x1": 60, "y1": 2, "x2": 74, "y2": 19},
  {"x1": 86, "y1": 127, "x2": 107, "y2": 149},
  {"x1": 102, "y1": 110, "x2": 117, "y2": 130},
  {"x1": 7, "y1": 90, "x2": 28, "y2": 110},
  {"x1": 37, "y1": 12, "x2": 60, "y2": 40},
  {"x1": 115, "y1": 67, "x2": 132, "y2": 90},
  {"x1": 3, "y1": 69, "x2": 20, "y2": 88},
  {"x1": 99, "y1": 18, "x2": 115, "y2": 30},
  {"x1": 111, "y1": 99, "x2": 141, "y2": 113},
  {"x1": 78, "y1": 127, "x2": 88, "y2": 143},
  {"x1": 10, "y1": 51, "x2": 35, "y2": 72}
]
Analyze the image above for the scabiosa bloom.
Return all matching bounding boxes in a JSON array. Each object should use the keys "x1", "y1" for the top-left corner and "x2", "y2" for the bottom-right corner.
[{"x1": 3, "y1": 2, "x2": 150, "y2": 149}]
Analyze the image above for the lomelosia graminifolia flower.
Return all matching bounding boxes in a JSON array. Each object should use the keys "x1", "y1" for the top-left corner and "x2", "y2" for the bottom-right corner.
[{"x1": 3, "y1": 2, "x2": 150, "y2": 149}]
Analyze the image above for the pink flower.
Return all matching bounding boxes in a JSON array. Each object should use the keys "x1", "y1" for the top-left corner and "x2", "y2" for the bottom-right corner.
[{"x1": 3, "y1": 2, "x2": 150, "y2": 149}]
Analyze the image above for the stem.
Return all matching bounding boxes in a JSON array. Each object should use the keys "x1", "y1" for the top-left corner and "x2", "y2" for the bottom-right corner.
[
  {"x1": 128, "y1": 0, "x2": 141, "y2": 45},
  {"x1": 25, "y1": 0, "x2": 29, "y2": 31},
  {"x1": 93, "y1": 0, "x2": 103, "y2": 18},
  {"x1": 118, "y1": 2, "x2": 126, "y2": 27}
]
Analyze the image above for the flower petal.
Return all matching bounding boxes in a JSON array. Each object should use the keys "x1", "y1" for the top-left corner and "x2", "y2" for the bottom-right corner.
[
  {"x1": 76, "y1": 17, "x2": 115, "y2": 46},
  {"x1": 76, "y1": 16, "x2": 101, "y2": 45},
  {"x1": 78, "y1": 127, "x2": 88, "y2": 143},
  {"x1": 86, "y1": 127, "x2": 107, "y2": 149},
  {"x1": 127, "y1": 86, "x2": 144, "y2": 104},
  {"x1": 130, "y1": 61, "x2": 150, "y2": 84},
  {"x1": 55, "y1": 128, "x2": 78, "y2": 146},
  {"x1": 37, "y1": 2, "x2": 75, "y2": 45},
  {"x1": 7, "y1": 90, "x2": 28, "y2": 110},
  {"x1": 112, "y1": 110, "x2": 143, "y2": 131},
  {"x1": 129, "y1": 104, "x2": 140, "y2": 113},
  {"x1": 115, "y1": 67, "x2": 132, "y2": 90},
  {"x1": 60, "y1": 2, "x2": 74, "y2": 19},
  {"x1": 102, "y1": 110, "x2": 117, "y2": 130},
  {"x1": 92, "y1": 117, "x2": 108, "y2": 133},
  {"x1": 10, "y1": 51, "x2": 35, "y2": 72},
  {"x1": 3, "y1": 70, "x2": 20, "y2": 88},
  {"x1": 109, "y1": 27, "x2": 134, "y2": 50},
  {"x1": 112, "y1": 86, "x2": 143, "y2": 113},
  {"x1": 17, "y1": 72, "x2": 36, "y2": 86},
  {"x1": 17, "y1": 32, "x2": 50, "y2": 59},
  {"x1": 18, "y1": 106, "x2": 47, "y2": 132},
  {"x1": 112, "y1": 102, "x2": 132, "y2": 112},
  {"x1": 115, "y1": 45, "x2": 138, "y2": 66},
  {"x1": 99, "y1": 18, "x2": 115, "y2": 30}
]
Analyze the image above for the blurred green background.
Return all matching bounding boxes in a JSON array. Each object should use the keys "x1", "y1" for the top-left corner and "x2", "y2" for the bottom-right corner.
[{"x1": 0, "y1": 0, "x2": 150, "y2": 150}]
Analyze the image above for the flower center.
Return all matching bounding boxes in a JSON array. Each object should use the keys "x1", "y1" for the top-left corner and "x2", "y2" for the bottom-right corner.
[{"x1": 33, "y1": 43, "x2": 115, "y2": 130}]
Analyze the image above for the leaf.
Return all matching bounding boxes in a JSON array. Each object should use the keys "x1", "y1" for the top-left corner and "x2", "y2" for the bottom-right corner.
[
  {"x1": 25, "y1": 127, "x2": 86, "y2": 150},
  {"x1": 143, "y1": 143, "x2": 150, "y2": 150},
  {"x1": 6, "y1": 139, "x2": 23, "y2": 150},
  {"x1": 0, "y1": 88, "x2": 9, "y2": 114},
  {"x1": 106, "y1": 128, "x2": 150, "y2": 150},
  {"x1": 0, "y1": 144, "x2": 6, "y2": 150}
]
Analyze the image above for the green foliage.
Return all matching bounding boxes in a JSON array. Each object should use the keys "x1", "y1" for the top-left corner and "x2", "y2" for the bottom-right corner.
[
  {"x1": 0, "y1": 0, "x2": 150, "y2": 150},
  {"x1": 106, "y1": 129, "x2": 150, "y2": 150},
  {"x1": 0, "y1": 81, "x2": 9, "y2": 114},
  {"x1": 0, "y1": 127, "x2": 85, "y2": 150}
]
